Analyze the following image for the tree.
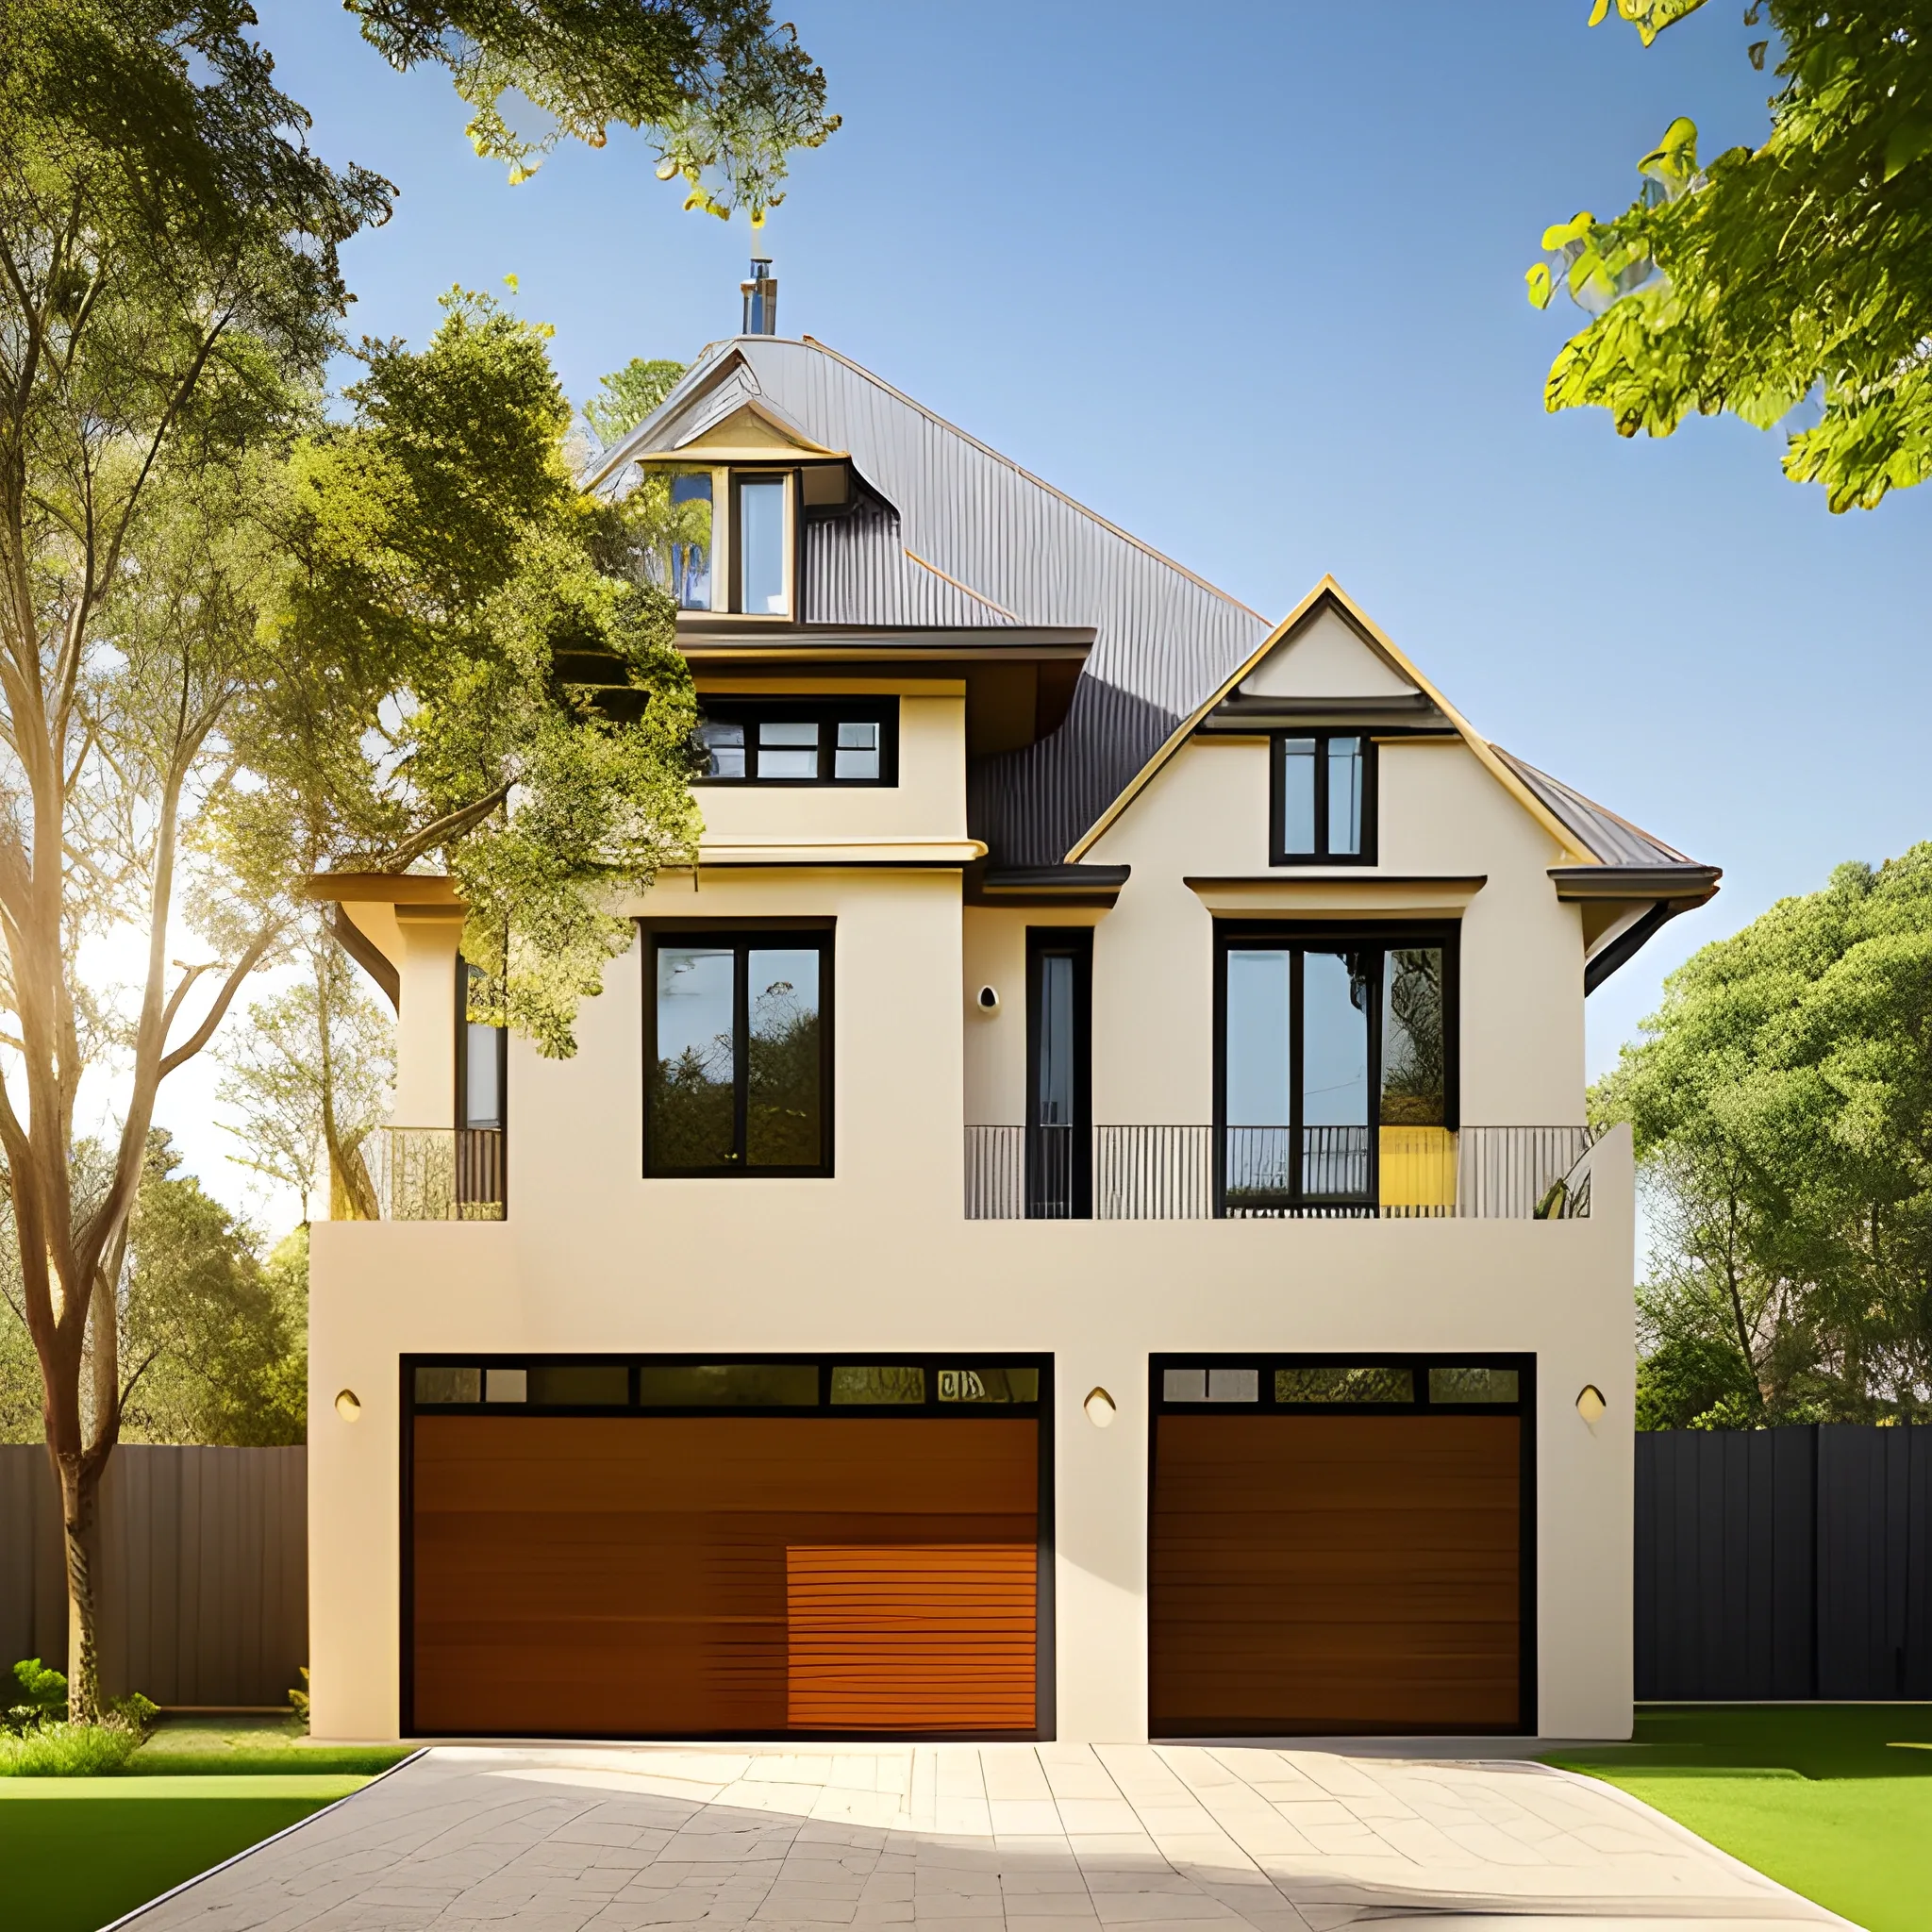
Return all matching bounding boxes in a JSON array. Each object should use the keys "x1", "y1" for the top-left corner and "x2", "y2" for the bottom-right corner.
[
  {"x1": 1, "y1": 1136, "x2": 305, "y2": 1448},
  {"x1": 1527, "y1": 2, "x2": 1932, "y2": 509},
  {"x1": 227, "y1": 284, "x2": 704, "y2": 1055},
  {"x1": 116, "y1": 1137, "x2": 305, "y2": 1448},
  {"x1": 1593, "y1": 847, "x2": 1932, "y2": 1424},
  {"x1": 214, "y1": 933, "x2": 395, "y2": 1225},
  {"x1": 586, "y1": 358, "x2": 688, "y2": 446},
  {"x1": 2, "y1": 2, "x2": 831, "y2": 1720}
]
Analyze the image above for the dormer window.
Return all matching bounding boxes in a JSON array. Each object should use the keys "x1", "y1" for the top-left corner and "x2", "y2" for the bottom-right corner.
[
  {"x1": 668, "y1": 471, "x2": 713, "y2": 610},
  {"x1": 1273, "y1": 732, "x2": 1376, "y2": 866},
  {"x1": 735, "y1": 473, "x2": 791, "y2": 615}
]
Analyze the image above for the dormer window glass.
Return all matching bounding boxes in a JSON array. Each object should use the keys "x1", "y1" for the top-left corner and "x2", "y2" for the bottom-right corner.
[
  {"x1": 1273, "y1": 732, "x2": 1375, "y2": 865},
  {"x1": 667, "y1": 472, "x2": 713, "y2": 610},
  {"x1": 737, "y1": 475, "x2": 790, "y2": 615}
]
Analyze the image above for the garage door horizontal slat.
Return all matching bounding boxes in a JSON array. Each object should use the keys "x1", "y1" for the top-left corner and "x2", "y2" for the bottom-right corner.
[
  {"x1": 410, "y1": 1415, "x2": 1039, "y2": 1737},
  {"x1": 1150, "y1": 1412, "x2": 1522, "y2": 1737}
]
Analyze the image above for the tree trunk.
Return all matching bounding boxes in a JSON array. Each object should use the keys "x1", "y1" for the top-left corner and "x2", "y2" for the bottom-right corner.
[{"x1": 54, "y1": 1452, "x2": 103, "y2": 1723}]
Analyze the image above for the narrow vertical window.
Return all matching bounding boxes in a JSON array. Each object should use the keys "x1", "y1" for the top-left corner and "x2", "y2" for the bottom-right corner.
[
  {"x1": 1274, "y1": 732, "x2": 1375, "y2": 863},
  {"x1": 1222, "y1": 948, "x2": 1291, "y2": 1208},
  {"x1": 669, "y1": 472, "x2": 713, "y2": 610},
  {"x1": 1026, "y1": 929, "x2": 1091, "y2": 1217},
  {"x1": 738, "y1": 476, "x2": 790, "y2": 614},
  {"x1": 1279, "y1": 739, "x2": 1316, "y2": 856},
  {"x1": 745, "y1": 948, "x2": 823, "y2": 1168},
  {"x1": 457, "y1": 961, "x2": 506, "y2": 1130},
  {"x1": 1298, "y1": 949, "x2": 1372, "y2": 1201},
  {"x1": 1326, "y1": 737, "x2": 1364, "y2": 855},
  {"x1": 1380, "y1": 948, "x2": 1446, "y2": 1127}
]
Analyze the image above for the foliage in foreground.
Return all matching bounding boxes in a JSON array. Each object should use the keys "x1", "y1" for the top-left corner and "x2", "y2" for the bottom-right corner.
[
  {"x1": 1593, "y1": 846, "x2": 1932, "y2": 1426},
  {"x1": 2, "y1": 0, "x2": 822, "y2": 1719},
  {"x1": 1529, "y1": 2, "x2": 1932, "y2": 509},
  {"x1": 1, "y1": 1660, "x2": 156, "y2": 1776}
]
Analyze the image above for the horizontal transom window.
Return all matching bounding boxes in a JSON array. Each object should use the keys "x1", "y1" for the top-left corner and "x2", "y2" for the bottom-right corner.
[
  {"x1": 407, "y1": 1356, "x2": 1049, "y2": 1414},
  {"x1": 693, "y1": 698, "x2": 898, "y2": 786},
  {"x1": 1153, "y1": 1355, "x2": 1530, "y2": 1414}
]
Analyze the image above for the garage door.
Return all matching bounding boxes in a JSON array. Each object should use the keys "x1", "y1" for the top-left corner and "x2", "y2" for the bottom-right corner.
[
  {"x1": 1149, "y1": 1356, "x2": 1530, "y2": 1737},
  {"x1": 405, "y1": 1357, "x2": 1048, "y2": 1738}
]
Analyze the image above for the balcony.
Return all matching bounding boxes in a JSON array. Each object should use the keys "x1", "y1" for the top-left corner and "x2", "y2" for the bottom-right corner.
[
  {"x1": 963, "y1": 1125, "x2": 1594, "y2": 1221},
  {"x1": 366, "y1": 1127, "x2": 506, "y2": 1221}
]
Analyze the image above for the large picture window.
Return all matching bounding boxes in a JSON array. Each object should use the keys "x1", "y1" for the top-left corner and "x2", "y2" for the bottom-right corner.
[
  {"x1": 1272, "y1": 732, "x2": 1376, "y2": 865},
  {"x1": 644, "y1": 927, "x2": 832, "y2": 1176},
  {"x1": 1214, "y1": 924, "x2": 1456, "y2": 1215}
]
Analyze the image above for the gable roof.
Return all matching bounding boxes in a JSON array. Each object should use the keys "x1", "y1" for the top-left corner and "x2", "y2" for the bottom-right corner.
[{"x1": 584, "y1": 338, "x2": 1718, "y2": 949}]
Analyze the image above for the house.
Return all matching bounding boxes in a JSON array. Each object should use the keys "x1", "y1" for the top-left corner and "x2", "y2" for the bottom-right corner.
[{"x1": 307, "y1": 267, "x2": 1719, "y2": 1747}]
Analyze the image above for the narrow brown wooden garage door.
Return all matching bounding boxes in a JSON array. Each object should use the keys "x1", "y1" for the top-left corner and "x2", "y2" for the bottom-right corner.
[
  {"x1": 406, "y1": 1357, "x2": 1045, "y2": 1738},
  {"x1": 1149, "y1": 1357, "x2": 1529, "y2": 1737}
]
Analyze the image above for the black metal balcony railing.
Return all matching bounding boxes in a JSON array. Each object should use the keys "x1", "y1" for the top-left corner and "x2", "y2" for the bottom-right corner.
[
  {"x1": 367, "y1": 1127, "x2": 506, "y2": 1221},
  {"x1": 963, "y1": 1125, "x2": 1596, "y2": 1221}
]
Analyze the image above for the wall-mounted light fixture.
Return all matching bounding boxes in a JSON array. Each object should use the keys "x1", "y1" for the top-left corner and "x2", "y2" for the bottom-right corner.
[
  {"x1": 335, "y1": 1390, "x2": 362, "y2": 1423},
  {"x1": 1084, "y1": 1387, "x2": 1116, "y2": 1429},
  {"x1": 976, "y1": 985, "x2": 1000, "y2": 1014},
  {"x1": 1575, "y1": 1384, "x2": 1607, "y2": 1424}
]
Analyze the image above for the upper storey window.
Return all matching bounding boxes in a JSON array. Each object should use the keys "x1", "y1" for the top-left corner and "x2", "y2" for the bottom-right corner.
[
  {"x1": 1273, "y1": 732, "x2": 1376, "y2": 865},
  {"x1": 668, "y1": 471, "x2": 713, "y2": 610},
  {"x1": 694, "y1": 699, "x2": 898, "y2": 786},
  {"x1": 737, "y1": 475, "x2": 790, "y2": 614}
]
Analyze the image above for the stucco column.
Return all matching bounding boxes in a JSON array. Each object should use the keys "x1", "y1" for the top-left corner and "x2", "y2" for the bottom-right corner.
[{"x1": 391, "y1": 907, "x2": 463, "y2": 1127}]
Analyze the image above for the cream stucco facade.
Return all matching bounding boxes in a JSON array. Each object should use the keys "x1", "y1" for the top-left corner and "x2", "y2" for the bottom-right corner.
[
  {"x1": 310, "y1": 608, "x2": 1653, "y2": 1749},
  {"x1": 307, "y1": 329, "x2": 1718, "y2": 1751}
]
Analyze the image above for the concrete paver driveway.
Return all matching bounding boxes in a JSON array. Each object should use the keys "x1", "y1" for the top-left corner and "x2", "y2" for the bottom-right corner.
[{"x1": 125, "y1": 1742, "x2": 1852, "y2": 1932}]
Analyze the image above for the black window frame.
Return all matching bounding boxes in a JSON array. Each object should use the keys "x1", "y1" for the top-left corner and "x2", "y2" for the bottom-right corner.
[
  {"x1": 728, "y1": 467, "x2": 799, "y2": 618},
  {"x1": 641, "y1": 920, "x2": 835, "y2": 1178},
  {"x1": 1211, "y1": 920, "x2": 1459, "y2": 1217},
  {"x1": 1146, "y1": 1349, "x2": 1536, "y2": 1738},
  {"x1": 1024, "y1": 927, "x2": 1093, "y2": 1220},
  {"x1": 454, "y1": 956, "x2": 508, "y2": 1132},
  {"x1": 1270, "y1": 729, "x2": 1378, "y2": 866},
  {"x1": 692, "y1": 696, "x2": 900, "y2": 788}
]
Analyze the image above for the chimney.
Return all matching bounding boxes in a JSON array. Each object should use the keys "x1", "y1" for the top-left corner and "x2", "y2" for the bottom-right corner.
[{"x1": 741, "y1": 258, "x2": 777, "y2": 335}]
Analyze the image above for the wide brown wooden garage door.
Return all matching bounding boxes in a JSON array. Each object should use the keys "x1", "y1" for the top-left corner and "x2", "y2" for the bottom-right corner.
[
  {"x1": 406, "y1": 1357, "x2": 1046, "y2": 1738},
  {"x1": 1149, "y1": 1357, "x2": 1530, "y2": 1737}
]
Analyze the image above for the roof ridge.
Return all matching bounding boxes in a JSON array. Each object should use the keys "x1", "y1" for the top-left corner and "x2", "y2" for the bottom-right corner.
[
  {"x1": 793, "y1": 336, "x2": 1267, "y2": 625},
  {"x1": 1491, "y1": 745, "x2": 1694, "y2": 866}
]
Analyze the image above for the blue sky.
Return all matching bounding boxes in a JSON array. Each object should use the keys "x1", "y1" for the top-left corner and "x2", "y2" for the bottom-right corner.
[{"x1": 176, "y1": 2, "x2": 1928, "y2": 1221}]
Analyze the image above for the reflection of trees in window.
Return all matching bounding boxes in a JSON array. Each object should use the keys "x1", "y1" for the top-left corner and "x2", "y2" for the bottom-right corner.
[
  {"x1": 650, "y1": 1029, "x2": 736, "y2": 1168},
  {"x1": 746, "y1": 973, "x2": 821, "y2": 1166},
  {"x1": 1380, "y1": 948, "x2": 1445, "y2": 1126}
]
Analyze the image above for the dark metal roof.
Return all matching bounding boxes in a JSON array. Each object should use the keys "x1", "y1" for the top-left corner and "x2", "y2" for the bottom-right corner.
[
  {"x1": 590, "y1": 340, "x2": 1715, "y2": 888},
  {"x1": 592, "y1": 337, "x2": 1269, "y2": 864}
]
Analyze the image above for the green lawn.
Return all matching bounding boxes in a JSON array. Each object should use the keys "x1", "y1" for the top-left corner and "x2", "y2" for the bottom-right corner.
[
  {"x1": 0, "y1": 1717, "x2": 412, "y2": 1931},
  {"x1": 1547, "y1": 1704, "x2": 1932, "y2": 1932},
  {"x1": 0, "y1": 1774, "x2": 365, "y2": 1932}
]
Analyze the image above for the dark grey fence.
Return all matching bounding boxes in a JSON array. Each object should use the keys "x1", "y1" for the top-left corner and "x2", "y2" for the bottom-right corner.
[
  {"x1": 0, "y1": 1444, "x2": 307, "y2": 1708},
  {"x1": 1636, "y1": 1424, "x2": 1932, "y2": 1700}
]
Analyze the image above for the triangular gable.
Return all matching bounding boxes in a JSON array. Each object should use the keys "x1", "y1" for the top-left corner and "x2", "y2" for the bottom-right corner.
[
  {"x1": 1238, "y1": 602, "x2": 1419, "y2": 700},
  {"x1": 672, "y1": 397, "x2": 841, "y2": 457},
  {"x1": 1067, "y1": 576, "x2": 1596, "y2": 866}
]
